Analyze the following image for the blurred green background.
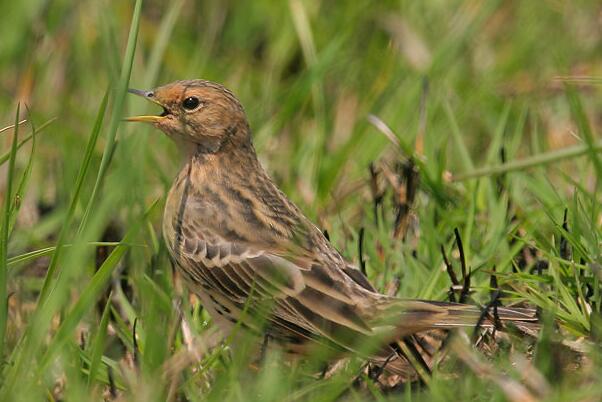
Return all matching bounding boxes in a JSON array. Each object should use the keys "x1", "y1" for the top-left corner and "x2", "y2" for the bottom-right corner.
[{"x1": 1, "y1": 0, "x2": 601, "y2": 401}]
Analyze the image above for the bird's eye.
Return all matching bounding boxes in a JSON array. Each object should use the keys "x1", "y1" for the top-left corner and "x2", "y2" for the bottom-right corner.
[{"x1": 182, "y1": 96, "x2": 201, "y2": 110}]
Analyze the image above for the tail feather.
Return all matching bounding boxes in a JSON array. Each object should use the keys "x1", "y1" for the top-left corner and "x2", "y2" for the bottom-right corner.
[
  {"x1": 367, "y1": 300, "x2": 539, "y2": 381},
  {"x1": 374, "y1": 299, "x2": 539, "y2": 338}
]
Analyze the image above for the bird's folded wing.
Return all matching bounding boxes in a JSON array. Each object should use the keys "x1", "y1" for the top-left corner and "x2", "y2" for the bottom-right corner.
[
  {"x1": 177, "y1": 233, "x2": 307, "y2": 300},
  {"x1": 174, "y1": 232, "x2": 378, "y2": 349}
]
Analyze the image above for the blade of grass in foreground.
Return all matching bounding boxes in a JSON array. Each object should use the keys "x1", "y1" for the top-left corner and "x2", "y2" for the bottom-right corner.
[
  {"x1": 87, "y1": 292, "x2": 112, "y2": 389},
  {"x1": 79, "y1": 0, "x2": 143, "y2": 233},
  {"x1": 8, "y1": 107, "x2": 37, "y2": 234},
  {"x1": 3, "y1": 2, "x2": 144, "y2": 387},
  {"x1": 0, "y1": 104, "x2": 21, "y2": 358},
  {"x1": 37, "y1": 89, "x2": 109, "y2": 304},
  {"x1": 38, "y1": 200, "x2": 159, "y2": 373},
  {"x1": 6, "y1": 242, "x2": 138, "y2": 269},
  {"x1": 0, "y1": 91, "x2": 109, "y2": 399}
]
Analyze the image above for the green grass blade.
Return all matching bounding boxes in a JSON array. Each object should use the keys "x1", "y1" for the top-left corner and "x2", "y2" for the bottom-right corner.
[
  {"x1": 142, "y1": 0, "x2": 184, "y2": 87},
  {"x1": 79, "y1": 0, "x2": 143, "y2": 233},
  {"x1": 444, "y1": 100, "x2": 475, "y2": 172},
  {"x1": 38, "y1": 199, "x2": 159, "y2": 374},
  {"x1": 7, "y1": 242, "x2": 133, "y2": 269},
  {"x1": 0, "y1": 91, "x2": 109, "y2": 400},
  {"x1": 0, "y1": 104, "x2": 21, "y2": 357},
  {"x1": 566, "y1": 85, "x2": 602, "y2": 174},
  {"x1": 37, "y1": 89, "x2": 109, "y2": 304},
  {"x1": 8, "y1": 108, "x2": 37, "y2": 234},
  {"x1": 484, "y1": 101, "x2": 511, "y2": 165},
  {"x1": 453, "y1": 140, "x2": 602, "y2": 181},
  {"x1": 87, "y1": 292, "x2": 112, "y2": 388}
]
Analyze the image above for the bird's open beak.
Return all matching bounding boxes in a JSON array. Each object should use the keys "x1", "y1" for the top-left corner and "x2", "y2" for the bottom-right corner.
[
  {"x1": 125, "y1": 114, "x2": 163, "y2": 123},
  {"x1": 125, "y1": 88, "x2": 169, "y2": 123}
]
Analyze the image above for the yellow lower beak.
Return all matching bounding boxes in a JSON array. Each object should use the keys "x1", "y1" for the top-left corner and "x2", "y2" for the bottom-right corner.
[{"x1": 125, "y1": 115, "x2": 165, "y2": 123}]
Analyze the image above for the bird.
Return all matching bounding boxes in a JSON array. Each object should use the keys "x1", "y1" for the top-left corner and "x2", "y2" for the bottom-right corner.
[{"x1": 126, "y1": 79, "x2": 537, "y2": 378}]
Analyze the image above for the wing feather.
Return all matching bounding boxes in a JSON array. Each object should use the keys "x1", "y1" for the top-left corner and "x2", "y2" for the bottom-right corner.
[{"x1": 174, "y1": 230, "x2": 377, "y2": 350}]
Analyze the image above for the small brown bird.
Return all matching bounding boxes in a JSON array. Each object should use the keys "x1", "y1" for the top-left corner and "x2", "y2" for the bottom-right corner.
[{"x1": 127, "y1": 80, "x2": 536, "y2": 376}]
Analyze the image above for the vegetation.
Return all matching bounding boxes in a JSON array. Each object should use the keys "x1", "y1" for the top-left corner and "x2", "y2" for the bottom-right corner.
[{"x1": 1, "y1": 1, "x2": 601, "y2": 400}]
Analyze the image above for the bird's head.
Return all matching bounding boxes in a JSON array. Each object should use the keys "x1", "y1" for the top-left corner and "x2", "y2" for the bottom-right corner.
[{"x1": 127, "y1": 80, "x2": 251, "y2": 154}]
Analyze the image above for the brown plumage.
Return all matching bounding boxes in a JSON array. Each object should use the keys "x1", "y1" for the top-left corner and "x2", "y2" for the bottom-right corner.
[{"x1": 127, "y1": 80, "x2": 537, "y2": 376}]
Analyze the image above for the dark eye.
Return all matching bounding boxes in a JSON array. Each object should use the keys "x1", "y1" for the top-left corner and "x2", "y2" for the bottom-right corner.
[{"x1": 182, "y1": 96, "x2": 201, "y2": 110}]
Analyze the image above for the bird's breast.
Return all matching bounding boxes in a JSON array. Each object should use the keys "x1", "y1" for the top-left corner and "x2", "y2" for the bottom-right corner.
[{"x1": 163, "y1": 165, "x2": 194, "y2": 257}]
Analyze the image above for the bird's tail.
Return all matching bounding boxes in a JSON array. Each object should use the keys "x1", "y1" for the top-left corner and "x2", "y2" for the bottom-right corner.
[
  {"x1": 366, "y1": 299, "x2": 538, "y2": 381},
  {"x1": 371, "y1": 298, "x2": 539, "y2": 341}
]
